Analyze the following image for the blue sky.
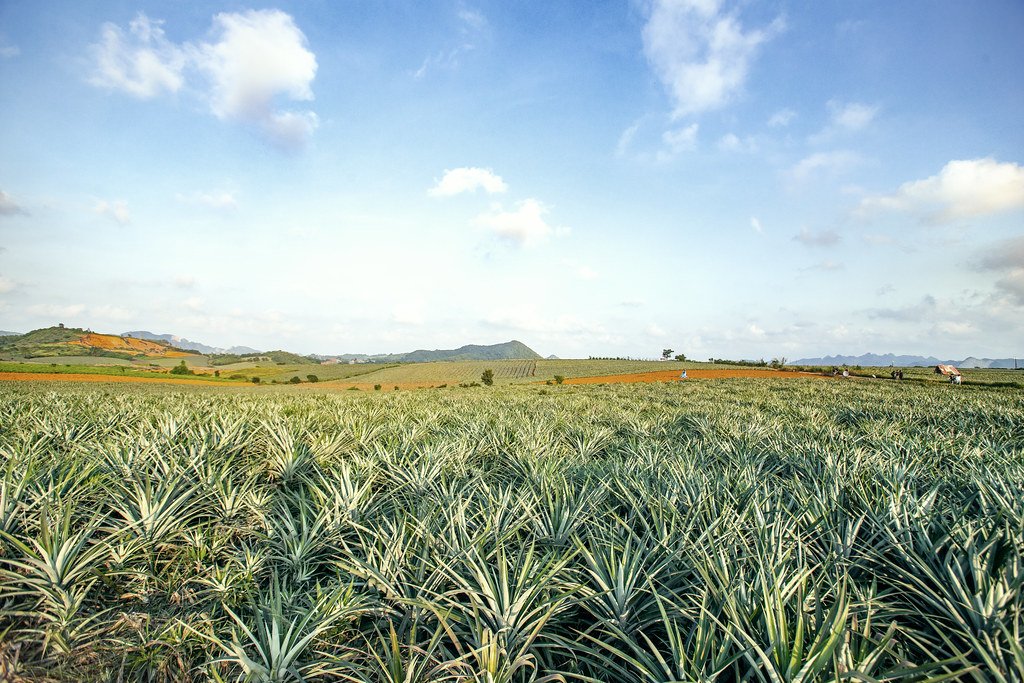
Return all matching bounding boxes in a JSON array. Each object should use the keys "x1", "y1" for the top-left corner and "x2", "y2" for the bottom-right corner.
[{"x1": 1, "y1": 1, "x2": 1022, "y2": 360}]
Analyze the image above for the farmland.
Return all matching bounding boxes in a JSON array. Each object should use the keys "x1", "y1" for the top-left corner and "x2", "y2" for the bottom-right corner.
[{"x1": 0, "y1": 377, "x2": 1020, "y2": 681}]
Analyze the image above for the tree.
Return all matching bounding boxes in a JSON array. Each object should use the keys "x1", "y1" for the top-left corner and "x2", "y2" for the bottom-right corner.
[
  {"x1": 481, "y1": 369, "x2": 494, "y2": 386},
  {"x1": 662, "y1": 349, "x2": 674, "y2": 360},
  {"x1": 251, "y1": 376, "x2": 260, "y2": 384},
  {"x1": 306, "y1": 374, "x2": 319, "y2": 383},
  {"x1": 674, "y1": 353, "x2": 687, "y2": 362},
  {"x1": 554, "y1": 375, "x2": 564, "y2": 385},
  {"x1": 170, "y1": 360, "x2": 193, "y2": 376},
  {"x1": 290, "y1": 376, "x2": 302, "y2": 384}
]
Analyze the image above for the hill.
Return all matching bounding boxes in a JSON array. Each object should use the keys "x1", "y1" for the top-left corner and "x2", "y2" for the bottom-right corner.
[
  {"x1": 792, "y1": 352, "x2": 1022, "y2": 369},
  {"x1": 325, "y1": 340, "x2": 543, "y2": 364},
  {"x1": 0, "y1": 326, "x2": 199, "y2": 360},
  {"x1": 0, "y1": 330, "x2": 20, "y2": 337}
]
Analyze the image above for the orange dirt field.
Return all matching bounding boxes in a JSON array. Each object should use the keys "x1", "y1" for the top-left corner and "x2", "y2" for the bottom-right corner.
[
  {"x1": 68, "y1": 333, "x2": 190, "y2": 357},
  {"x1": 562, "y1": 368, "x2": 827, "y2": 384},
  {"x1": 0, "y1": 372, "x2": 233, "y2": 386}
]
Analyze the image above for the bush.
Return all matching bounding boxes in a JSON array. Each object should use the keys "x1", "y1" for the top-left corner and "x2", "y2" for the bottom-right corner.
[
  {"x1": 250, "y1": 376, "x2": 260, "y2": 384},
  {"x1": 306, "y1": 374, "x2": 319, "y2": 383},
  {"x1": 481, "y1": 369, "x2": 494, "y2": 386},
  {"x1": 170, "y1": 361, "x2": 193, "y2": 376},
  {"x1": 554, "y1": 375, "x2": 564, "y2": 385},
  {"x1": 374, "y1": 384, "x2": 381, "y2": 391},
  {"x1": 214, "y1": 370, "x2": 220, "y2": 377},
  {"x1": 290, "y1": 376, "x2": 302, "y2": 384}
]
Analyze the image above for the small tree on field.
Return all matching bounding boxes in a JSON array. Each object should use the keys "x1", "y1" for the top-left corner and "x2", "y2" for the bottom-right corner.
[
  {"x1": 662, "y1": 349, "x2": 674, "y2": 360},
  {"x1": 290, "y1": 376, "x2": 302, "y2": 384},
  {"x1": 674, "y1": 353, "x2": 686, "y2": 362},
  {"x1": 170, "y1": 360, "x2": 193, "y2": 376},
  {"x1": 554, "y1": 375, "x2": 564, "y2": 385},
  {"x1": 481, "y1": 369, "x2": 494, "y2": 386},
  {"x1": 374, "y1": 384, "x2": 381, "y2": 391},
  {"x1": 251, "y1": 376, "x2": 260, "y2": 384},
  {"x1": 306, "y1": 374, "x2": 319, "y2": 383}
]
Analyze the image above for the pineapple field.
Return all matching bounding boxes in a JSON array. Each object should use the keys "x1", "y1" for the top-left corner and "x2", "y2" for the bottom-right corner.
[{"x1": 0, "y1": 378, "x2": 1021, "y2": 682}]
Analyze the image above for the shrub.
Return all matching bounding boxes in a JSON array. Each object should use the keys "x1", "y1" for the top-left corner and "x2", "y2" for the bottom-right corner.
[
  {"x1": 214, "y1": 370, "x2": 220, "y2": 377},
  {"x1": 374, "y1": 384, "x2": 381, "y2": 391},
  {"x1": 481, "y1": 369, "x2": 494, "y2": 386},
  {"x1": 306, "y1": 374, "x2": 319, "y2": 383},
  {"x1": 170, "y1": 361, "x2": 193, "y2": 376},
  {"x1": 290, "y1": 376, "x2": 302, "y2": 384},
  {"x1": 554, "y1": 375, "x2": 564, "y2": 385},
  {"x1": 250, "y1": 376, "x2": 260, "y2": 384}
]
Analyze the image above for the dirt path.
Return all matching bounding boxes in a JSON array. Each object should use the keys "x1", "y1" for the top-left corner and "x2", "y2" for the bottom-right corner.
[
  {"x1": 0, "y1": 372, "x2": 240, "y2": 387},
  {"x1": 562, "y1": 368, "x2": 827, "y2": 384}
]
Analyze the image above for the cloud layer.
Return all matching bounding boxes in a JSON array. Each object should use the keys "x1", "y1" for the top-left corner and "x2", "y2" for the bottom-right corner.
[
  {"x1": 474, "y1": 199, "x2": 559, "y2": 247},
  {"x1": 89, "y1": 10, "x2": 318, "y2": 149}
]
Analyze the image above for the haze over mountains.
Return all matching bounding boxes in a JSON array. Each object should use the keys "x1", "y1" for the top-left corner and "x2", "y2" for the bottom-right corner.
[
  {"x1": 792, "y1": 353, "x2": 1022, "y2": 369},
  {"x1": 123, "y1": 331, "x2": 260, "y2": 356}
]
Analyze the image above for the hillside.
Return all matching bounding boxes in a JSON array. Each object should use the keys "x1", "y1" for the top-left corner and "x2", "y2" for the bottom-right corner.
[
  {"x1": 328, "y1": 340, "x2": 543, "y2": 364},
  {"x1": 0, "y1": 326, "x2": 199, "y2": 360}
]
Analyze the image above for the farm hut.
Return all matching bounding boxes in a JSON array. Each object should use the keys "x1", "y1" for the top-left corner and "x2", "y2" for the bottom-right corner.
[{"x1": 934, "y1": 364, "x2": 961, "y2": 377}]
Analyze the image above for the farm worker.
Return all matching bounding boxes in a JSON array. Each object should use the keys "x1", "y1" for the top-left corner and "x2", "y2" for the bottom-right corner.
[
  {"x1": 680, "y1": 371, "x2": 687, "y2": 379},
  {"x1": 842, "y1": 369, "x2": 849, "y2": 378}
]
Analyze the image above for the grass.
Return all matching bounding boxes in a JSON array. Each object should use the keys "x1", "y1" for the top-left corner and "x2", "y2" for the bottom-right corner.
[{"x1": 0, "y1": 377, "x2": 1020, "y2": 681}]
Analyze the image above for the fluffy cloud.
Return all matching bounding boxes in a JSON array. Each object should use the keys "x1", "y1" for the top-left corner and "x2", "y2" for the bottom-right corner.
[
  {"x1": 750, "y1": 216, "x2": 763, "y2": 233},
  {"x1": 94, "y1": 199, "x2": 130, "y2": 225},
  {"x1": 195, "y1": 10, "x2": 318, "y2": 148},
  {"x1": 89, "y1": 11, "x2": 318, "y2": 149},
  {"x1": 858, "y1": 158, "x2": 1024, "y2": 224},
  {"x1": 474, "y1": 199, "x2": 563, "y2": 247},
  {"x1": 0, "y1": 275, "x2": 16, "y2": 294},
  {"x1": 642, "y1": 0, "x2": 783, "y2": 118},
  {"x1": 793, "y1": 227, "x2": 841, "y2": 247},
  {"x1": 0, "y1": 190, "x2": 26, "y2": 216},
  {"x1": 27, "y1": 303, "x2": 87, "y2": 318},
  {"x1": 90, "y1": 14, "x2": 186, "y2": 98},
  {"x1": 429, "y1": 167, "x2": 508, "y2": 197}
]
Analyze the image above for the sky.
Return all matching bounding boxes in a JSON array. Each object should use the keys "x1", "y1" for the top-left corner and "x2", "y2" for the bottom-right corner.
[{"x1": 1, "y1": 1, "x2": 1023, "y2": 360}]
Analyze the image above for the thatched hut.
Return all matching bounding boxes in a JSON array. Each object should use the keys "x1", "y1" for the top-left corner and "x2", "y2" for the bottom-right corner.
[{"x1": 934, "y1": 364, "x2": 962, "y2": 377}]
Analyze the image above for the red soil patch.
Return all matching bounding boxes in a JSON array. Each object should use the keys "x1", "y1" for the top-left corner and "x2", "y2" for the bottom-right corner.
[
  {"x1": 0, "y1": 372, "x2": 237, "y2": 386},
  {"x1": 68, "y1": 333, "x2": 194, "y2": 357},
  {"x1": 563, "y1": 368, "x2": 826, "y2": 384}
]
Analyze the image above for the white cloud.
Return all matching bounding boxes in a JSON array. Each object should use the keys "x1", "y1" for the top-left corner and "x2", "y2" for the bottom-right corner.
[
  {"x1": 94, "y1": 199, "x2": 131, "y2": 225},
  {"x1": 750, "y1": 216, "x2": 763, "y2": 233},
  {"x1": 176, "y1": 190, "x2": 238, "y2": 209},
  {"x1": 830, "y1": 100, "x2": 878, "y2": 132},
  {"x1": 91, "y1": 304, "x2": 136, "y2": 321},
  {"x1": 857, "y1": 158, "x2": 1024, "y2": 224},
  {"x1": 0, "y1": 275, "x2": 15, "y2": 294},
  {"x1": 0, "y1": 190, "x2": 26, "y2": 216},
  {"x1": 787, "y1": 150, "x2": 861, "y2": 183},
  {"x1": 474, "y1": 199, "x2": 563, "y2": 247},
  {"x1": 429, "y1": 167, "x2": 508, "y2": 197},
  {"x1": 718, "y1": 132, "x2": 757, "y2": 152},
  {"x1": 616, "y1": 122, "x2": 640, "y2": 157},
  {"x1": 646, "y1": 324, "x2": 667, "y2": 337},
  {"x1": 659, "y1": 123, "x2": 699, "y2": 157},
  {"x1": 196, "y1": 10, "x2": 318, "y2": 149},
  {"x1": 768, "y1": 108, "x2": 795, "y2": 127},
  {"x1": 576, "y1": 265, "x2": 598, "y2": 281},
  {"x1": 89, "y1": 10, "x2": 318, "y2": 149},
  {"x1": 90, "y1": 14, "x2": 187, "y2": 98},
  {"x1": 810, "y1": 100, "x2": 879, "y2": 143},
  {"x1": 995, "y1": 269, "x2": 1024, "y2": 306},
  {"x1": 642, "y1": 0, "x2": 783, "y2": 118},
  {"x1": 0, "y1": 44, "x2": 19, "y2": 59},
  {"x1": 174, "y1": 275, "x2": 197, "y2": 288},
  {"x1": 793, "y1": 227, "x2": 841, "y2": 248}
]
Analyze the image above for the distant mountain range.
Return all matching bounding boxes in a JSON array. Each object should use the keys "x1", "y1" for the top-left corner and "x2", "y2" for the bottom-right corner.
[
  {"x1": 0, "y1": 330, "x2": 20, "y2": 337},
  {"x1": 792, "y1": 352, "x2": 1022, "y2": 369},
  {"x1": 123, "y1": 331, "x2": 260, "y2": 356},
  {"x1": 316, "y1": 340, "x2": 542, "y2": 364}
]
